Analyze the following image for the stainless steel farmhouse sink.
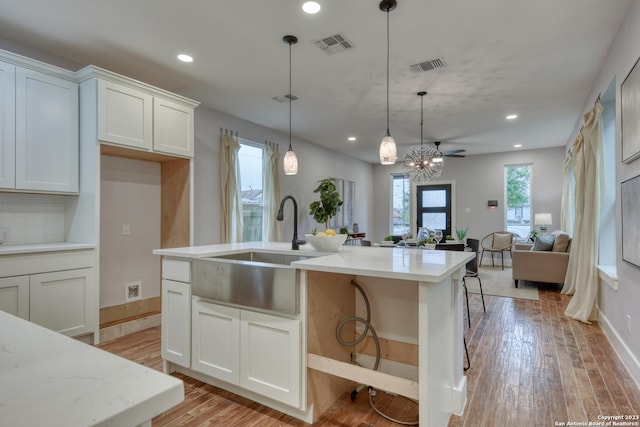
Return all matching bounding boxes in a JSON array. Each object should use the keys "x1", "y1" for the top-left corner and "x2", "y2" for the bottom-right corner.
[{"x1": 191, "y1": 251, "x2": 317, "y2": 314}]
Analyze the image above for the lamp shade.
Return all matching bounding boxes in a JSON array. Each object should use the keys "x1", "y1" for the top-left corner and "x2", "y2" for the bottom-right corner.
[
  {"x1": 379, "y1": 132, "x2": 397, "y2": 164},
  {"x1": 283, "y1": 148, "x2": 298, "y2": 175},
  {"x1": 534, "y1": 213, "x2": 552, "y2": 226}
]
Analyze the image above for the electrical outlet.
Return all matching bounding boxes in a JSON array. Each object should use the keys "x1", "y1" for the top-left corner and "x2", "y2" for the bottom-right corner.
[
  {"x1": 627, "y1": 314, "x2": 632, "y2": 336},
  {"x1": 0, "y1": 227, "x2": 11, "y2": 242},
  {"x1": 125, "y1": 281, "x2": 142, "y2": 302},
  {"x1": 122, "y1": 224, "x2": 131, "y2": 236}
]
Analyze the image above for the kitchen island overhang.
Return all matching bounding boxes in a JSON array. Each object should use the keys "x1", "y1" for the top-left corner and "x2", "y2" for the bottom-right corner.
[{"x1": 153, "y1": 242, "x2": 474, "y2": 426}]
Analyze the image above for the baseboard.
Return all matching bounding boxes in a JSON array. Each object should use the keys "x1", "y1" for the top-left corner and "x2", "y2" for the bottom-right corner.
[
  {"x1": 597, "y1": 308, "x2": 640, "y2": 389},
  {"x1": 452, "y1": 375, "x2": 467, "y2": 416},
  {"x1": 99, "y1": 313, "x2": 161, "y2": 342}
]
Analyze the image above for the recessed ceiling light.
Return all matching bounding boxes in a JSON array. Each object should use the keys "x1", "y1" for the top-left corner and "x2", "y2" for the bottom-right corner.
[
  {"x1": 348, "y1": 136, "x2": 357, "y2": 141},
  {"x1": 177, "y1": 54, "x2": 194, "y2": 63},
  {"x1": 302, "y1": 1, "x2": 321, "y2": 14},
  {"x1": 506, "y1": 114, "x2": 518, "y2": 120},
  {"x1": 514, "y1": 144, "x2": 523, "y2": 148}
]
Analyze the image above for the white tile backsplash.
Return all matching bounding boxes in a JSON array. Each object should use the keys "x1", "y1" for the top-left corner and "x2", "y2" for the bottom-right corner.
[{"x1": 0, "y1": 193, "x2": 67, "y2": 245}]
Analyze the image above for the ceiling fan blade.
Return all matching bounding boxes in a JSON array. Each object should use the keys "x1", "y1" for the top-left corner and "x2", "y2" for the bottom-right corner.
[
  {"x1": 444, "y1": 149, "x2": 466, "y2": 155},
  {"x1": 444, "y1": 153, "x2": 466, "y2": 158}
]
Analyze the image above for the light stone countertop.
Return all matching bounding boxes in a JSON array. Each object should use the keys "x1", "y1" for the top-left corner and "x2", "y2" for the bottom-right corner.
[
  {"x1": 0, "y1": 242, "x2": 96, "y2": 256},
  {"x1": 153, "y1": 241, "x2": 474, "y2": 282},
  {"x1": 0, "y1": 311, "x2": 184, "y2": 427}
]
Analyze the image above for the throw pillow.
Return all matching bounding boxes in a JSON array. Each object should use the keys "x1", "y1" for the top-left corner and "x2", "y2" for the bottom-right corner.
[
  {"x1": 532, "y1": 235, "x2": 555, "y2": 251},
  {"x1": 552, "y1": 232, "x2": 570, "y2": 252},
  {"x1": 492, "y1": 233, "x2": 512, "y2": 249}
]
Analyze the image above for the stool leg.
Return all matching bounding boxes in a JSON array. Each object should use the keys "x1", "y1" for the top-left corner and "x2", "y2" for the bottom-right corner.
[
  {"x1": 462, "y1": 278, "x2": 471, "y2": 329},
  {"x1": 463, "y1": 336, "x2": 471, "y2": 371}
]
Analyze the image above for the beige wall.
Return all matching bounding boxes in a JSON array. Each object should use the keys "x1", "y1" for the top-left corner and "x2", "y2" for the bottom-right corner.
[{"x1": 100, "y1": 156, "x2": 161, "y2": 308}]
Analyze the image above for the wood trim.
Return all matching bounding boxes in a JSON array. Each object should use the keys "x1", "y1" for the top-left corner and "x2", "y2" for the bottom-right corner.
[
  {"x1": 306, "y1": 271, "x2": 357, "y2": 421},
  {"x1": 307, "y1": 353, "x2": 419, "y2": 400},
  {"x1": 355, "y1": 335, "x2": 418, "y2": 366},
  {"x1": 161, "y1": 158, "x2": 190, "y2": 249},
  {"x1": 101, "y1": 143, "x2": 179, "y2": 163},
  {"x1": 100, "y1": 296, "x2": 161, "y2": 328}
]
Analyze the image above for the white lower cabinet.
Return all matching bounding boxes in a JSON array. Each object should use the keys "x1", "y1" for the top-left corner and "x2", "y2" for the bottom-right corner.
[
  {"x1": 0, "y1": 275, "x2": 29, "y2": 320},
  {"x1": 29, "y1": 268, "x2": 94, "y2": 337},
  {"x1": 240, "y1": 309, "x2": 301, "y2": 407},
  {"x1": 192, "y1": 300, "x2": 240, "y2": 384},
  {"x1": 161, "y1": 279, "x2": 191, "y2": 367},
  {"x1": 191, "y1": 299, "x2": 302, "y2": 408}
]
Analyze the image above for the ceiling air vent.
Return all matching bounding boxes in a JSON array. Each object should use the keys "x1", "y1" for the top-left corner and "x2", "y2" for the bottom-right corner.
[
  {"x1": 272, "y1": 94, "x2": 299, "y2": 103},
  {"x1": 313, "y1": 33, "x2": 354, "y2": 55},
  {"x1": 410, "y1": 57, "x2": 445, "y2": 73}
]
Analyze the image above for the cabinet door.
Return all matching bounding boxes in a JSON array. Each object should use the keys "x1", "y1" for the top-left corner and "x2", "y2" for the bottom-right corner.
[
  {"x1": 153, "y1": 97, "x2": 194, "y2": 158},
  {"x1": 0, "y1": 61, "x2": 15, "y2": 189},
  {"x1": 98, "y1": 79, "x2": 152, "y2": 151},
  {"x1": 240, "y1": 310, "x2": 301, "y2": 407},
  {"x1": 192, "y1": 300, "x2": 240, "y2": 385},
  {"x1": 0, "y1": 276, "x2": 29, "y2": 320},
  {"x1": 15, "y1": 68, "x2": 78, "y2": 193},
  {"x1": 29, "y1": 268, "x2": 94, "y2": 337},
  {"x1": 161, "y1": 279, "x2": 191, "y2": 367}
]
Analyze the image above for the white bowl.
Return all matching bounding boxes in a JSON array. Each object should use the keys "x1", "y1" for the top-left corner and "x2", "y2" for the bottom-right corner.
[{"x1": 305, "y1": 233, "x2": 348, "y2": 252}]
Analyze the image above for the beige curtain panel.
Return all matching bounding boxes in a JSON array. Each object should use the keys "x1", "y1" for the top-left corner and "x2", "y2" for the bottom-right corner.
[
  {"x1": 263, "y1": 144, "x2": 282, "y2": 242},
  {"x1": 219, "y1": 133, "x2": 243, "y2": 243}
]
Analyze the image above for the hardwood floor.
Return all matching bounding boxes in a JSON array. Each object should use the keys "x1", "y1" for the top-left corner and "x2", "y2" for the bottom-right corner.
[{"x1": 98, "y1": 286, "x2": 640, "y2": 426}]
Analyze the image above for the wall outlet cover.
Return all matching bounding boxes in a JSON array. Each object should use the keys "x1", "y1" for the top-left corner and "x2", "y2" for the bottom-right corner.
[{"x1": 125, "y1": 281, "x2": 142, "y2": 302}]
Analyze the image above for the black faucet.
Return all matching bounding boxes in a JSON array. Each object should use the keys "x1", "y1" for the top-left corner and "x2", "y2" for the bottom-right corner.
[{"x1": 276, "y1": 195, "x2": 305, "y2": 250}]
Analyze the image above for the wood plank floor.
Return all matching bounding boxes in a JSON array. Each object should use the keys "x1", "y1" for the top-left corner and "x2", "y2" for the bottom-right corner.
[{"x1": 98, "y1": 285, "x2": 640, "y2": 426}]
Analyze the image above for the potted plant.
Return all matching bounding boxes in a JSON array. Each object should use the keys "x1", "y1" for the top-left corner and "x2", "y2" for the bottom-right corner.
[
  {"x1": 418, "y1": 237, "x2": 437, "y2": 250},
  {"x1": 309, "y1": 177, "x2": 343, "y2": 230},
  {"x1": 307, "y1": 178, "x2": 346, "y2": 251},
  {"x1": 456, "y1": 228, "x2": 468, "y2": 242}
]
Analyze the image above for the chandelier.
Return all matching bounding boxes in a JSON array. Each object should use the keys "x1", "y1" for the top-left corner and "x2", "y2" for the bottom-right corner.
[{"x1": 403, "y1": 91, "x2": 443, "y2": 182}]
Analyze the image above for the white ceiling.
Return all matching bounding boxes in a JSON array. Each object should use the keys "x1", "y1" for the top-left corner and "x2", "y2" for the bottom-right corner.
[{"x1": 0, "y1": 0, "x2": 632, "y2": 163}]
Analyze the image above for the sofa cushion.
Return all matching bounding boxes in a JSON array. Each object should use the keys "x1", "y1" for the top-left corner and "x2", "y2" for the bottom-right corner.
[
  {"x1": 492, "y1": 233, "x2": 512, "y2": 249},
  {"x1": 551, "y1": 231, "x2": 571, "y2": 252},
  {"x1": 532, "y1": 235, "x2": 555, "y2": 251}
]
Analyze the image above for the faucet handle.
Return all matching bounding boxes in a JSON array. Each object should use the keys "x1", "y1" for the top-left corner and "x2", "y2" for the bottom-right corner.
[{"x1": 295, "y1": 239, "x2": 307, "y2": 245}]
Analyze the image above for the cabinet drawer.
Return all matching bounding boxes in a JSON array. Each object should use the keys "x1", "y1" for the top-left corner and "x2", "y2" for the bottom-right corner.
[{"x1": 162, "y1": 258, "x2": 191, "y2": 282}]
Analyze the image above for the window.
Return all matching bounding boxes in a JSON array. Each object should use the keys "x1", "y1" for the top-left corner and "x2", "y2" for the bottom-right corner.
[
  {"x1": 238, "y1": 140, "x2": 264, "y2": 242},
  {"x1": 391, "y1": 174, "x2": 410, "y2": 235},
  {"x1": 505, "y1": 164, "x2": 532, "y2": 239}
]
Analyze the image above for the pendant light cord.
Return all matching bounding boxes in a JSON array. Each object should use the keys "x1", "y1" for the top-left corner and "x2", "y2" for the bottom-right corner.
[
  {"x1": 289, "y1": 40, "x2": 293, "y2": 151},
  {"x1": 386, "y1": 7, "x2": 390, "y2": 133},
  {"x1": 420, "y1": 94, "x2": 424, "y2": 149}
]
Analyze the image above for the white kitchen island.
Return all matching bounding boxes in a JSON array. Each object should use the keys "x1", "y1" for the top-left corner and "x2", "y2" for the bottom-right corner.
[
  {"x1": 0, "y1": 310, "x2": 184, "y2": 427},
  {"x1": 154, "y1": 241, "x2": 474, "y2": 426}
]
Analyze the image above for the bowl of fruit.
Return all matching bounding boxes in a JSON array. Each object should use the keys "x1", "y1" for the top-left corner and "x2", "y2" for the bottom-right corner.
[{"x1": 305, "y1": 229, "x2": 348, "y2": 252}]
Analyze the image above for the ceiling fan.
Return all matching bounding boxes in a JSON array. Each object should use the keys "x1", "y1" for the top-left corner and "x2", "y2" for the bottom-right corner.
[{"x1": 434, "y1": 141, "x2": 466, "y2": 158}]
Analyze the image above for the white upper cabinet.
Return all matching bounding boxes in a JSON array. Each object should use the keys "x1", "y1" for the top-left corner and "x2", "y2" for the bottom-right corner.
[
  {"x1": 153, "y1": 97, "x2": 194, "y2": 157},
  {"x1": 98, "y1": 79, "x2": 152, "y2": 151},
  {"x1": 15, "y1": 68, "x2": 78, "y2": 193},
  {"x1": 0, "y1": 53, "x2": 78, "y2": 193},
  {"x1": 79, "y1": 66, "x2": 198, "y2": 158},
  {"x1": 0, "y1": 61, "x2": 16, "y2": 189}
]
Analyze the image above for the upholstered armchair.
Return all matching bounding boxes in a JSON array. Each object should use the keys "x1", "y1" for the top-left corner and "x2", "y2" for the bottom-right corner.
[{"x1": 512, "y1": 230, "x2": 571, "y2": 288}]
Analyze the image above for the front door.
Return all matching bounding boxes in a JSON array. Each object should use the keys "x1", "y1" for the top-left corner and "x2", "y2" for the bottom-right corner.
[{"x1": 416, "y1": 184, "x2": 452, "y2": 239}]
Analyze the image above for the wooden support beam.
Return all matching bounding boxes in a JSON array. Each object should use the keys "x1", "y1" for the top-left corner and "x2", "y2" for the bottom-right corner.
[{"x1": 307, "y1": 353, "x2": 419, "y2": 401}]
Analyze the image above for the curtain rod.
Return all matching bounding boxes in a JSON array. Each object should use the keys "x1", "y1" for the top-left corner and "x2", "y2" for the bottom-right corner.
[{"x1": 219, "y1": 127, "x2": 238, "y2": 137}]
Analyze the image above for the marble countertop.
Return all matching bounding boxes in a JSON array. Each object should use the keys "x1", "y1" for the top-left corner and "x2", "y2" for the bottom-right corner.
[
  {"x1": 0, "y1": 311, "x2": 183, "y2": 427},
  {"x1": 0, "y1": 242, "x2": 96, "y2": 256},
  {"x1": 154, "y1": 241, "x2": 474, "y2": 282}
]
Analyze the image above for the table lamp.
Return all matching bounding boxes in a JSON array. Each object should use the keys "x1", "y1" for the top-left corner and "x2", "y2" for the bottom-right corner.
[{"x1": 534, "y1": 213, "x2": 552, "y2": 234}]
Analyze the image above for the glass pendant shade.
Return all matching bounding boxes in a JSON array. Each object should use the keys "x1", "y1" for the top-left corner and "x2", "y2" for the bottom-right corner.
[
  {"x1": 379, "y1": 131, "x2": 397, "y2": 164},
  {"x1": 283, "y1": 148, "x2": 298, "y2": 175}
]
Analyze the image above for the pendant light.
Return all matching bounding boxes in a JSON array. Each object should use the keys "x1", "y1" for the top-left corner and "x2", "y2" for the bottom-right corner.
[
  {"x1": 379, "y1": 0, "x2": 397, "y2": 165},
  {"x1": 283, "y1": 35, "x2": 299, "y2": 175},
  {"x1": 403, "y1": 91, "x2": 443, "y2": 182}
]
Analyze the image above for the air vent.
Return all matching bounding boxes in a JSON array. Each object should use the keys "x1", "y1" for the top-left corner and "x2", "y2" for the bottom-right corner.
[
  {"x1": 410, "y1": 57, "x2": 445, "y2": 73},
  {"x1": 272, "y1": 94, "x2": 299, "y2": 103},
  {"x1": 313, "y1": 33, "x2": 354, "y2": 55}
]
